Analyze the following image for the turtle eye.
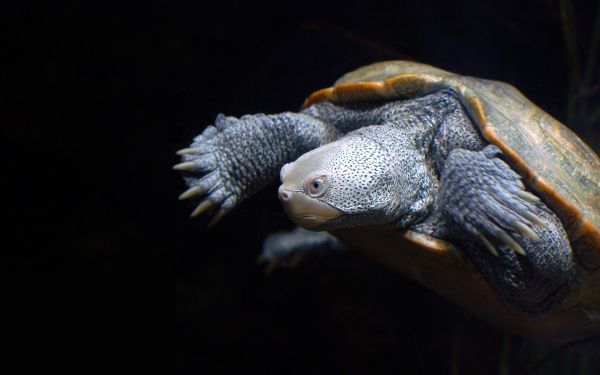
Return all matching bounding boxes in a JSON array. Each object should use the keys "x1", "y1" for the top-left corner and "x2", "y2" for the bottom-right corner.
[{"x1": 307, "y1": 176, "x2": 327, "y2": 197}]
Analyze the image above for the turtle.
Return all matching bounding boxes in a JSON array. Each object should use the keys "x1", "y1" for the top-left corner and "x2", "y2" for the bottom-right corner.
[{"x1": 174, "y1": 60, "x2": 600, "y2": 346}]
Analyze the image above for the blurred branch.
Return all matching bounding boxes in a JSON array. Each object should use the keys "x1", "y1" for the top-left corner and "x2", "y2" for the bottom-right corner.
[
  {"x1": 559, "y1": 0, "x2": 580, "y2": 126},
  {"x1": 583, "y1": 3, "x2": 600, "y2": 88},
  {"x1": 559, "y1": 0, "x2": 581, "y2": 85},
  {"x1": 301, "y1": 21, "x2": 412, "y2": 60},
  {"x1": 559, "y1": 0, "x2": 600, "y2": 147}
]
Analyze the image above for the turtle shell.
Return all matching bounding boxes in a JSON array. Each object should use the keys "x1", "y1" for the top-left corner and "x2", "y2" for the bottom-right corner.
[{"x1": 304, "y1": 61, "x2": 600, "y2": 344}]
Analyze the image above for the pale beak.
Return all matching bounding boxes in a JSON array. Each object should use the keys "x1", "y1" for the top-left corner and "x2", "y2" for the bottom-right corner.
[{"x1": 278, "y1": 184, "x2": 342, "y2": 229}]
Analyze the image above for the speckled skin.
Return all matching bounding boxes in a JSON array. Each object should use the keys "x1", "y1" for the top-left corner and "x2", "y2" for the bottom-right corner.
[{"x1": 180, "y1": 90, "x2": 575, "y2": 314}]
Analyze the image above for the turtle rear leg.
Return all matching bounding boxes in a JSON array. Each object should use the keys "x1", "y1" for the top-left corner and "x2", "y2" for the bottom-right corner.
[
  {"x1": 438, "y1": 145, "x2": 576, "y2": 314},
  {"x1": 259, "y1": 227, "x2": 348, "y2": 273}
]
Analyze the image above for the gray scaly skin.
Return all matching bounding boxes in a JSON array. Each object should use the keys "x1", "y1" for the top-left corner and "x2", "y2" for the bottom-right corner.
[
  {"x1": 175, "y1": 90, "x2": 575, "y2": 314},
  {"x1": 175, "y1": 112, "x2": 340, "y2": 223}
]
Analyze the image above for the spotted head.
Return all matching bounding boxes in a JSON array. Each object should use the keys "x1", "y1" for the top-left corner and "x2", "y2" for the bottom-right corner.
[{"x1": 278, "y1": 126, "x2": 435, "y2": 231}]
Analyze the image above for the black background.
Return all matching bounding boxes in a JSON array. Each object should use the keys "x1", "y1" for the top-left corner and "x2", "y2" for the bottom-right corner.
[{"x1": 4, "y1": 0, "x2": 600, "y2": 373}]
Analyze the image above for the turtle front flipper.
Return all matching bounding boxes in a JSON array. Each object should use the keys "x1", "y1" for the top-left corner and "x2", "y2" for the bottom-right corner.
[
  {"x1": 439, "y1": 145, "x2": 576, "y2": 314},
  {"x1": 259, "y1": 227, "x2": 348, "y2": 274},
  {"x1": 175, "y1": 112, "x2": 341, "y2": 225},
  {"x1": 439, "y1": 145, "x2": 546, "y2": 256}
]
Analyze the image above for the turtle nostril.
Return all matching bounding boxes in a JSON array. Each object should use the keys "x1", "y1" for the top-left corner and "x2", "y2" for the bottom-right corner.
[{"x1": 278, "y1": 186, "x2": 291, "y2": 202}]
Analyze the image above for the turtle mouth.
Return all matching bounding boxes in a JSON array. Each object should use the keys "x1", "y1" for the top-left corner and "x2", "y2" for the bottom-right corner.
[
  {"x1": 278, "y1": 184, "x2": 343, "y2": 229},
  {"x1": 287, "y1": 213, "x2": 337, "y2": 229},
  {"x1": 290, "y1": 214, "x2": 315, "y2": 220}
]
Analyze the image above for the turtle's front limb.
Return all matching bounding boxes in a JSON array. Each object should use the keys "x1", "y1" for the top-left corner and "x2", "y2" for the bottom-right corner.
[
  {"x1": 259, "y1": 227, "x2": 348, "y2": 273},
  {"x1": 438, "y1": 145, "x2": 576, "y2": 314},
  {"x1": 175, "y1": 113, "x2": 341, "y2": 224}
]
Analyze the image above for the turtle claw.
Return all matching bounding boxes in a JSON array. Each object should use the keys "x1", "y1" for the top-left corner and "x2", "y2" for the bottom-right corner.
[
  {"x1": 207, "y1": 208, "x2": 229, "y2": 227},
  {"x1": 519, "y1": 209, "x2": 546, "y2": 229},
  {"x1": 190, "y1": 199, "x2": 213, "y2": 218},
  {"x1": 515, "y1": 190, "x2": 540, "y2": 203},
  {"x1": 511, "y1": 220, "x2": 540, "y2": 241},
  {"x1": 179, "y1": 185, "x2": 205, "y2": 200},
  {"x1": 496, "y1": 229, "x2": 527, "y2": 256},
  {"x1": 479, "y1": 235, "x2": 499, "y2": 257},
  {"x1": 173, "y1": 161, "x2": 197, "y2": 171},
  {"x1": 176, "y1": 147, "x2": 200, "y2": 156}
]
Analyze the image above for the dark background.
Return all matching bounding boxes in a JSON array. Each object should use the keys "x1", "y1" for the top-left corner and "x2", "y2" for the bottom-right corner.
[{"x1": 4, "y1": 0, "x2": 600, "y2": 373}]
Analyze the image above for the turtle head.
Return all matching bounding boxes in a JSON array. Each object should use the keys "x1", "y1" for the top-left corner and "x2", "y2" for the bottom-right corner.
[{"x1": 278, "y1": 129, "x2": 433, "y2": 231}]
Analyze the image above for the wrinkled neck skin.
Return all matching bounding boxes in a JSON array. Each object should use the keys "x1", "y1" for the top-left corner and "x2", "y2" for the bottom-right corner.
[{"x1": 279, "y1": 124, "x2": 438, "y2": 232}]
